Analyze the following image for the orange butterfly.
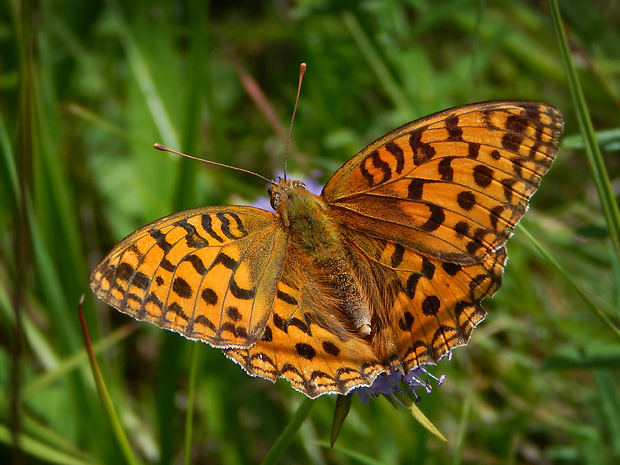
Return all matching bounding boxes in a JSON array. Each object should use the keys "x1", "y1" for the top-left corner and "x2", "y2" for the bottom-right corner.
[{"x1": 90, "y1": 101, "x2": 563, "y2": 398}]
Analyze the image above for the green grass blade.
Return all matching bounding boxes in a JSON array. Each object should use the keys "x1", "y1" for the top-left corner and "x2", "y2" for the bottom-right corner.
[
  {"x1": 0, "y1": 424, "x2": 100, "y2": 465},
  {"x1": 78, "y1": 300, "x2": 142, "y2": 465},
  {"x1": 452, "y1": 395, "x2": 471, "y2": 465},
  {"x1": 321, "y1": 442, "x2": 388, "y2": 465},
  {"x1": 260, "y1": 397, "x2": 314, "y2": 465},
  {"x1": 342, "y1": 11, "x2": 413, "y2": 118},
  {"x1": 330, "y1": 394, "x2": 352, "y2": 447},
  {"x1": 520, "y1": 225, "x2": 620, "y2": 340},
  {"x1": 109, "y1": 3, "x2": 180, "y2": 149},
  {"x1": 393, "y1": 392, "x2": 447, "y2": 443},
  {"x1": 183, "y1": 344, "x2": 200, "y2": 465},
  {"x1": 173, "y1": 0, "x2": 207, "y2": 212},
  {"x1": 548, "y1": 0, "x2": 620, "y2": 263},
  {"x1": 594, "y1": 370, "x2": 620, "y2": 457},
  {"x1": 22, "y1": 323, "x2": 135, "y2": 399}
]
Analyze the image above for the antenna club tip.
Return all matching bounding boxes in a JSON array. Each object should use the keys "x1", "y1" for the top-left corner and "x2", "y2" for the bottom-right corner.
[
  {"x1": 299, "y1": 63, "x2": 307, "y2": 75},
  {"x1": 153, "y1": 143, "x2": 167, "y2": 151}
]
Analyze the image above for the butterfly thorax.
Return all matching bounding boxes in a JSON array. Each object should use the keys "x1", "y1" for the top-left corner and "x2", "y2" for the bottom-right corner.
[
  {"x1": 269, "y1": 178, "x2": 373, "y2": 336},
  {"x1": 269, "y1": 179, "x2": 340, "y2": 259}
]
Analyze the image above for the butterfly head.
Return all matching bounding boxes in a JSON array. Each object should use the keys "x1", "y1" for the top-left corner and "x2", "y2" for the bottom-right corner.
[{"x1": 268, "y1": 179, "x2": 308, "y2": 211}]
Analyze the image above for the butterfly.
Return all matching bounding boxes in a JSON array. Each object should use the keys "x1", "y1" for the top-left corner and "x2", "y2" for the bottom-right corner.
[{"x1": 90, "y1": 101, "x2": 563, "y2": 398}]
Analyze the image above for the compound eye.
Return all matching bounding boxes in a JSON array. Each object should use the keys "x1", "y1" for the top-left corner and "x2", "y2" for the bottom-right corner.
[{"x1": 268, "y1": 186, "x2": 279, "y2": 209}]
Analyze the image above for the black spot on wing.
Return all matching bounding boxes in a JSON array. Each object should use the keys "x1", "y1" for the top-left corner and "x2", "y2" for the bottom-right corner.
[
  {"x1": 226, "y1": 306, "x2": 243, "y2": 322},
  {"x1": 422, "y1": 295, "x2": 440, "y2": 315},
  {"x1": 457, "y1": 191, "x2": 476, "y2": 211},
  {"x1": 201, "y1": 215, "x2": 224, "y2": 243},
  {"x1": 195, "y1": 314, "x2": 217, "y2": 332},
  {"x1": 217, "y1": 212, "x2": 248, "y2": 239},
  {"x1": 407, "y1": 178, "x2": 427, "y2": 200},
  {"x1": 116, "y1": 262, "x2": 134, "y2": 281},
  {"x1": 132, "y1": 272, "x2": 150, "y2": 290},
  {"x1": 322, "y1": 341, "x2": 341, "y2": 356},
  {"x1": 172, "y1": 277, "x2": 192, "y2": 299},
  {"x1": 385, "y1": 141, "x2": 405, "y2": 174},
  {"x1": 438, "y1": 156, "x2": 455, "y2": 181},
  {"x1": 410, "y1": 130, "x2": 436, "y2": 165},
  {"x1": 276, "y1": 289, "x2": 298, "y2": 306},
  {"x1": 360, "y1": 150, "x2": 392, "y2": 186},
  {"x1": 213, "y1": 253, "x2": 237, "y2": 270},
  {"x1": 150, "y1": 230, "x2": 173, "y2": 253},
  {"x1": 421, "y1": 258, "x2": 435, "y2": 279},
  {"x1": 273, "y1": 313, "x2": 287, "y2": 333},
  {"x1": 185, "y1": 255, "x2": 207, "y2": 275},
  {"x1": 406, "y1": 274, "x2": 421, "y2": 298},
  {"x1": 220, "y1": 322, "x2": 248, "y2": 339},
  {"x1": 261, "y1": 325, "x2": 273, "y2": 342},
  {"x1": 442, "y1": 262, "x2": 462, "y2": 276},
  {"x1": 399, "y1": 311, "x2": 415, "y2": 331},
  {"x1": 175, "y1": 219, "x2": 208, "y2": 248},
  {"x1": 201, "y1": 288, "x2": 218, "y2": 305},
  {"x1": 289, "y1": 317, "x2": 311, "y2": 336},
  {"x1": 160, "y1": 258, "x2": 175, "y2": 272},
  {"x1": 445, "y1": 115, "x2": 463, "y2": 141},
  {"x1": 420, "y1": 205, "x2": 445, "y2": 232},
  {"x1": 230, "y1": 279, "x2": 255, "y2": 300},
  {"x1": 295, "y1": 343, "x2": 316, "y2": 360},
  {"x1": 390, "y1": 243, "x2": 405, "y2": 268},
  {"x1": 168, "y1": 302, "x2": 188, "y2": 321},
  {"x1": 501, "y1": 131, "x2": 523, "y2": 152},
  {"x1": 473, "y1": 164, "x2": 494, "y2": 188},
  {"x1": 468, "y1": 142, "x2": 481, "y2": 159}
]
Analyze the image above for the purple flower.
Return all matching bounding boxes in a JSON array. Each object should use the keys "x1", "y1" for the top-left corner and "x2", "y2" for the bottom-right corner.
[
  {"x1": 300, "y1": 169, "x2": 324, "y2": 196},
  {"x1": 356, "y1": 365, "x2": 446, "y2": 405},
  {"x1": 251, "y1": 191, "x2": 273, "y2": 211}
]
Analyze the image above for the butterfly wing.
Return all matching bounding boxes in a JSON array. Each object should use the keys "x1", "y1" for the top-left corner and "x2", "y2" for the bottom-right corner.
[
  {"x1": 223, "y1": 245, "x2": 385, "y2": 398},
  {"x1": 322, "y1": 101, "x2": 563, "y2": 265},
  {"x1": 340, "y1": 229, "x2": 506, "y2": 371},
  {"x1": 90, "y1": 206, "x2": 288, "y2": 348},
  {"x1": 91, "y1": 204, "x2": 385, "y2": 397}
]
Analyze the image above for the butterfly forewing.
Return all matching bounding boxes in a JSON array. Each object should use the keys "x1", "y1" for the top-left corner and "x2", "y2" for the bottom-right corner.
[
  {"x1": 90, "y1": 206, "x2": 286, "y2": 348},
  {"x1": 322, "y1": 101, "x2": 563, "y2": 265}
]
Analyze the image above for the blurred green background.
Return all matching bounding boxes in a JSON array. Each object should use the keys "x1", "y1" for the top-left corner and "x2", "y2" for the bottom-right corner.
[{"x1": 2, "y1": 0, "x2": 620, "y2": 464}]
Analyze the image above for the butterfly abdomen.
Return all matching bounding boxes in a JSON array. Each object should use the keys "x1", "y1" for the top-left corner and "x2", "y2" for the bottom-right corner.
[{"x1": 271, "y1": 179, "x2": 373, "y2": 336}]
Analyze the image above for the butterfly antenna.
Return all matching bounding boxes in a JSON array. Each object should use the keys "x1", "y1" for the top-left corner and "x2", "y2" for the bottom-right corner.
[
  {"x1": 283, "y1": 62, "x2": 306, "y2": 181},
  {"x1": 153, "y1": 144, "x2": 275, "y2": 185}
]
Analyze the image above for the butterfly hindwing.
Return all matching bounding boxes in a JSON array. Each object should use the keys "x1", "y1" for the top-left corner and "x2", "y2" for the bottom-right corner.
[
  {"x1": 322, "y1": 101, "x2": 563, "y2": 265},
  {"x1": 390, "y1": 248, "x2": 507, "y2": 370},
  {"x1": 224, "y1": 246, "x2": 385, "y2": 398},
  {"x1": 90, "y1": 206, "x2": 287, "y2": 348},
  {"x1": 339, "y1": 230, "x2": 506, "y2": 371}
]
